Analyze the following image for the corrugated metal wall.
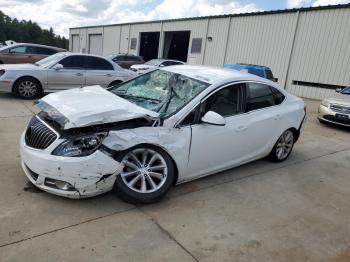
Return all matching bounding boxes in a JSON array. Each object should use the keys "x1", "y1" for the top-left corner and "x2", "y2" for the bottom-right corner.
[
  {"x1": 69, "y1": 6, "x2": 350, "y2": 100},
  {"x1": 286, "y1": 8, "x2": 350, "y2": 99}
]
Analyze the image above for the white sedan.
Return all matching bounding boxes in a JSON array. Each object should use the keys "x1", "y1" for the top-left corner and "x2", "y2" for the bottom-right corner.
[
  {"x1": 130, "y1": 59, "x2": 184, "y2": 74},
  {"x1": 20, "y1": 65, "x2": 306, "y2": 203},
  {"x1": 0, "y1": 52, "x2": 136, "y2": 99}
]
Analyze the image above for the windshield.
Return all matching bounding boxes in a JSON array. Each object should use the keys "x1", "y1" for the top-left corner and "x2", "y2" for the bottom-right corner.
[
  {"x1": 145, "y1": 59, "x2": 162, "y2": 66},
  {"x1": 109, "y1": 69, "x2": 209, "y2": 118},
  {"x1": 35, "y1": 53, "x2": 68, "y2": 68},
  {"x1": 341, "y1": 86, "x2": 350, "y2": 95}
]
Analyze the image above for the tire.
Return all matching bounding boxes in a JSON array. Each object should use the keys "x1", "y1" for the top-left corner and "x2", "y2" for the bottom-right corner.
[
  {"x1": 13, "y1": 77, "x2": 42, "y2": 99},
  {"x1": 108, "y1": 80, "x2": 122, "y2": 88},
  {"x1": 114, "y1": 145, "x2": 175, "y2": 204},
  {"x1": 268, "y1": 129, "x2": 295, "y2": 162}
]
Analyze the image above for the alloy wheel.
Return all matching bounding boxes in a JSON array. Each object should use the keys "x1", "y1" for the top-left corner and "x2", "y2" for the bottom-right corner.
[
  {"x1": 276, "y1": 130, "x2": 294, "y2": 160},
  {"x1": 18, "y1": 80, "x2": 38, "y2": 98},
  {"x1": 120, "y1": 148, "x2": 168, "y2": 193}
]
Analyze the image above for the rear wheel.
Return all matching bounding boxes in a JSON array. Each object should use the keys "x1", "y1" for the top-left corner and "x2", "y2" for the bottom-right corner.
[
  {"x1": 268, "y1": 129, "x2": 295, "y2": 162},
  {"x1": 114, "y1": 145, "x2": 175, "y2": 204},
  {"x1": 13, "y1": 77, "x2": 42, "y2": 99}
]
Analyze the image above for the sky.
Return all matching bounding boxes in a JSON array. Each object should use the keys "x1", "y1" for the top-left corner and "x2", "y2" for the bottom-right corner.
[{"x1": 0, "y1": 0, "x2": 349, "y2": 37}]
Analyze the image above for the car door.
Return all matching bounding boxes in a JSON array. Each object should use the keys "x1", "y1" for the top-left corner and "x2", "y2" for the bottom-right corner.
[
  {"x1": 84, "y1": 56, "x2": 115, "y2": 88},
  {"x1": 186, "y1": 83, "x2": 250, "y2": 179},
  {"x1": 239, "y1": 82, "x2": 285, "y2": 159},
  {"x1": 46, "y1": 55, "x2": 86, "y2": 90}
]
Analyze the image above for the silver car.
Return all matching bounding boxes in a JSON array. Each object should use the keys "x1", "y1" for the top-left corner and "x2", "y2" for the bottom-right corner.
[
  {"x1": 318, "y1": 86, "x2": 350, "y2": 127},
  {"x1": 0, "y1": 52, "x2": 136, "y2": 99}
]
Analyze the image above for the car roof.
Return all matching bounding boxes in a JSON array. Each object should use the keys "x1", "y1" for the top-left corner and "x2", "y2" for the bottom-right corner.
[
  {"x1": 7, "y1": 43, "x2": 66, "y2": 51},
  {"x1": 163, "y1": 65, "x2": 262, "y2": 84}
]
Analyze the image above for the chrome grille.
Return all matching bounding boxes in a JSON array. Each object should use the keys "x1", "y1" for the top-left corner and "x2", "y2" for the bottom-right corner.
[
  {"x1": 25, "y1": 116, "x2": 58, "y2": 150},
  {"x1": 330, "y1": 104, "x2": 350, "y2": 114}
]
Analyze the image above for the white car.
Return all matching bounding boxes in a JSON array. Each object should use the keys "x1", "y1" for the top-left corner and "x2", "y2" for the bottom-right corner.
[
  {"x1": 130, "y1": 59, "x2": 184, "y2": 74},
  {"x1": 0, "y1": 52, "x2": 136, "y2": 99},
  {"x1": 20, "y1": 66, "x2": 306, "y2": 203}
]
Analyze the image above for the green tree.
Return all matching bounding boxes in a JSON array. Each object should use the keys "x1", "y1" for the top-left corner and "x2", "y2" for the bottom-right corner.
[{"x1": 0, "y1": 10, "x2": 68, "y2": 49}]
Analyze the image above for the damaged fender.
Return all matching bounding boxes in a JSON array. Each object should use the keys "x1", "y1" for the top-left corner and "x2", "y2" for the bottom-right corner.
[{"x1": 103, "y1": 126, "x2": 192, "y2": 183}]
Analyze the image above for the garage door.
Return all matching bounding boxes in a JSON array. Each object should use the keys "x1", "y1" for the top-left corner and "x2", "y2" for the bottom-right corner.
[
  {"x1": 72, "y1": 35, "x2": 80, "y2": 53},
  {"x1": 88, "y1": 34, "x2": 103, "y2": 55}
]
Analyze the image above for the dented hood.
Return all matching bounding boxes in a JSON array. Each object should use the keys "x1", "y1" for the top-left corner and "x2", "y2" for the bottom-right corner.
[{"x1": 39, "y1": 85, "x2": 159, "y2": 129}]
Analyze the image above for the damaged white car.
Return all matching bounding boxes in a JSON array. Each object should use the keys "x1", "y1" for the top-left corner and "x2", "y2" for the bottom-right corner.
[{"x1": 20, "y1": 66, "x2": 306, "y2": 203}]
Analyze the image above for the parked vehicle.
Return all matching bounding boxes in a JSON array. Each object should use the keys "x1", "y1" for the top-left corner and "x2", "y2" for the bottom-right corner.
[
  {"x1": 0, "y1": 43, "x2": 66, "y2": 64},
  {"x1": 224, "y1": 63, "x2": 277, "y2": 82},
  {"x1": 130, "y1": 59, "x2": 185, "y2": 74},
  {"x1": 106, "y1": 53, "x2": 145, "y2": 69},
  {"x1": 20, "y1": 65, "x2": 306, "y2": 203},
  {"x1": 0, "y1": 52, "x2": 136, "y2": 99},
  {"x1": 318, "y1": 86, "x2": 350, "y2": 127}
]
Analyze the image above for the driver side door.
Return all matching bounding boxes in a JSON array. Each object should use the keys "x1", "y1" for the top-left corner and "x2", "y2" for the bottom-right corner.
[
  {"x1": 46, "y1": 55, "x2": 86, "y2": 90},
  {"x1": 186, "y1": 83, "x2": 250, "y2": 180}
]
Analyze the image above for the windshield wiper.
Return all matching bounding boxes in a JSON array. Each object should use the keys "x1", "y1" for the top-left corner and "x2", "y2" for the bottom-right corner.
[{"x1": 118, "y1": 94, "x2": 161, "y2": 103}]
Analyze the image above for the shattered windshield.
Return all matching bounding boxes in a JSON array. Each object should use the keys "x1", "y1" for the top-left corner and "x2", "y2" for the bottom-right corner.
[{"x1": 109, "y1": 69, "x2": 210, "y2": 118}]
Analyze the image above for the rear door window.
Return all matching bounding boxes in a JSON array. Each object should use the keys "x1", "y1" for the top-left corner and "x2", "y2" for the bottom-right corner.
[
  {"x1": 86, "y1": 57, "x2": 114, "y2": 70},
  {"x1": 246, "y1": 83, "x2": 276, "y2": 112}
]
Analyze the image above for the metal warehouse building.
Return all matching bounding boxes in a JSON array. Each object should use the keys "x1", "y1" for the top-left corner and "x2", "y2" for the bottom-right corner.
[{"x1": 69, "y1": 4, "x2": 350, "y2": 100}]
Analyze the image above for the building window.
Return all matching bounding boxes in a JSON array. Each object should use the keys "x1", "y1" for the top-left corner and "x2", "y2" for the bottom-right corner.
[
  {"x1": 130, "y1": 38, "x2": 137, "y2": 50},
  {"x1": 191, "y1": 38, "x2": 202, "y2": 53}
]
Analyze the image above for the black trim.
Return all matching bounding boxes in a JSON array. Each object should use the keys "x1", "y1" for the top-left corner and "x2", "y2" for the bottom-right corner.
[
  {"x1": 292, "y1": 80, "x2": 346, "y2": 90},
  {"x1": 70, "y1": 4, "x2": 350, "y2": 30}
]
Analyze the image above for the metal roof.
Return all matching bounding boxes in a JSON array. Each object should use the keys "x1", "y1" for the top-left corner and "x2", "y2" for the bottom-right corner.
[{"x1": 70, "y1": 3, "x2": 350, "y2": 30}]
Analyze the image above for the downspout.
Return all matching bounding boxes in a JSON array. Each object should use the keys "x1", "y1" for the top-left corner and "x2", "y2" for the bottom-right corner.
[
  {"x1": 158, "y1": 21, "x2": 164, "y2": 58},
  {"x1": 118, "y1": 26, "x2": 122, "y2": 53},
  {"x1": 201, "y1": 18, "x2": 210, "y2": 65},
  {"x1": 222, "y1": 16, "x2": 232, "y2": 66},
  {"x1": 284, "y1": 11, "x2": 300, "y2": 89}
]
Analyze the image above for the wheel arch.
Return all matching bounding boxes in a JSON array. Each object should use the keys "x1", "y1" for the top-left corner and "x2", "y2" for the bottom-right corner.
[{"x1": 12, "y1": 75, "x2": 44, "y2": 94}]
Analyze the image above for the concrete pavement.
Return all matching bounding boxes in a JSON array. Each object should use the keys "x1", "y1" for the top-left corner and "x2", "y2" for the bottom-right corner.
[{"x1": 0, "y1": 94, "x2": 350, "y2": 261}]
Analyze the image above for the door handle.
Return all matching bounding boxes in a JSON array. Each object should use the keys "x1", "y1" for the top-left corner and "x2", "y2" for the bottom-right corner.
[
  {"x1": 235, "y1": 125, "x2": 247, "y2": 132},
  {"x1": 75, "y1": 73, "x2": 83, "y2": 76},
  {"x1": 104, "y1": 73, "x2": 112, "y2": 77}
]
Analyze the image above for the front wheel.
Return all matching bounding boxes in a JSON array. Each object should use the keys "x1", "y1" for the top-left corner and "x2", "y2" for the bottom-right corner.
[
  {"x1": 13, "y1": 77, "x2": 42, "y2": 99},
  {"x1": 114, "y1": 145, "x2": 175, "y2": 204},
  {"x1": 268, "y1": 129, "x2": 295, "y2": 162}
]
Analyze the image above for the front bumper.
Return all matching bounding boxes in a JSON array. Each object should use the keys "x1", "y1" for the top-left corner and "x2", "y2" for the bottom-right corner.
[
  {"x1": 20, "y1": 133, "x2": 123, "y2": 199},
  {"x1": 318, "y1": 104, "x2": 350, "y2": 127}
]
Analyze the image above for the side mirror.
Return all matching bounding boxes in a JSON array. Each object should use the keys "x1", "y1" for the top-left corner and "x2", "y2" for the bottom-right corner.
[
  {"x1": 335, "y1": 88, "x2": 342, "y2": 93},
  {"x1": 201, "y1": 111, "x2": 226, "y2": 126},
  {"x1": 53, "y1": 63, "x2": 63, "y2": 71},
  {"x1": 9, "y1": 50, "x2": 15, "y2": 55}
]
